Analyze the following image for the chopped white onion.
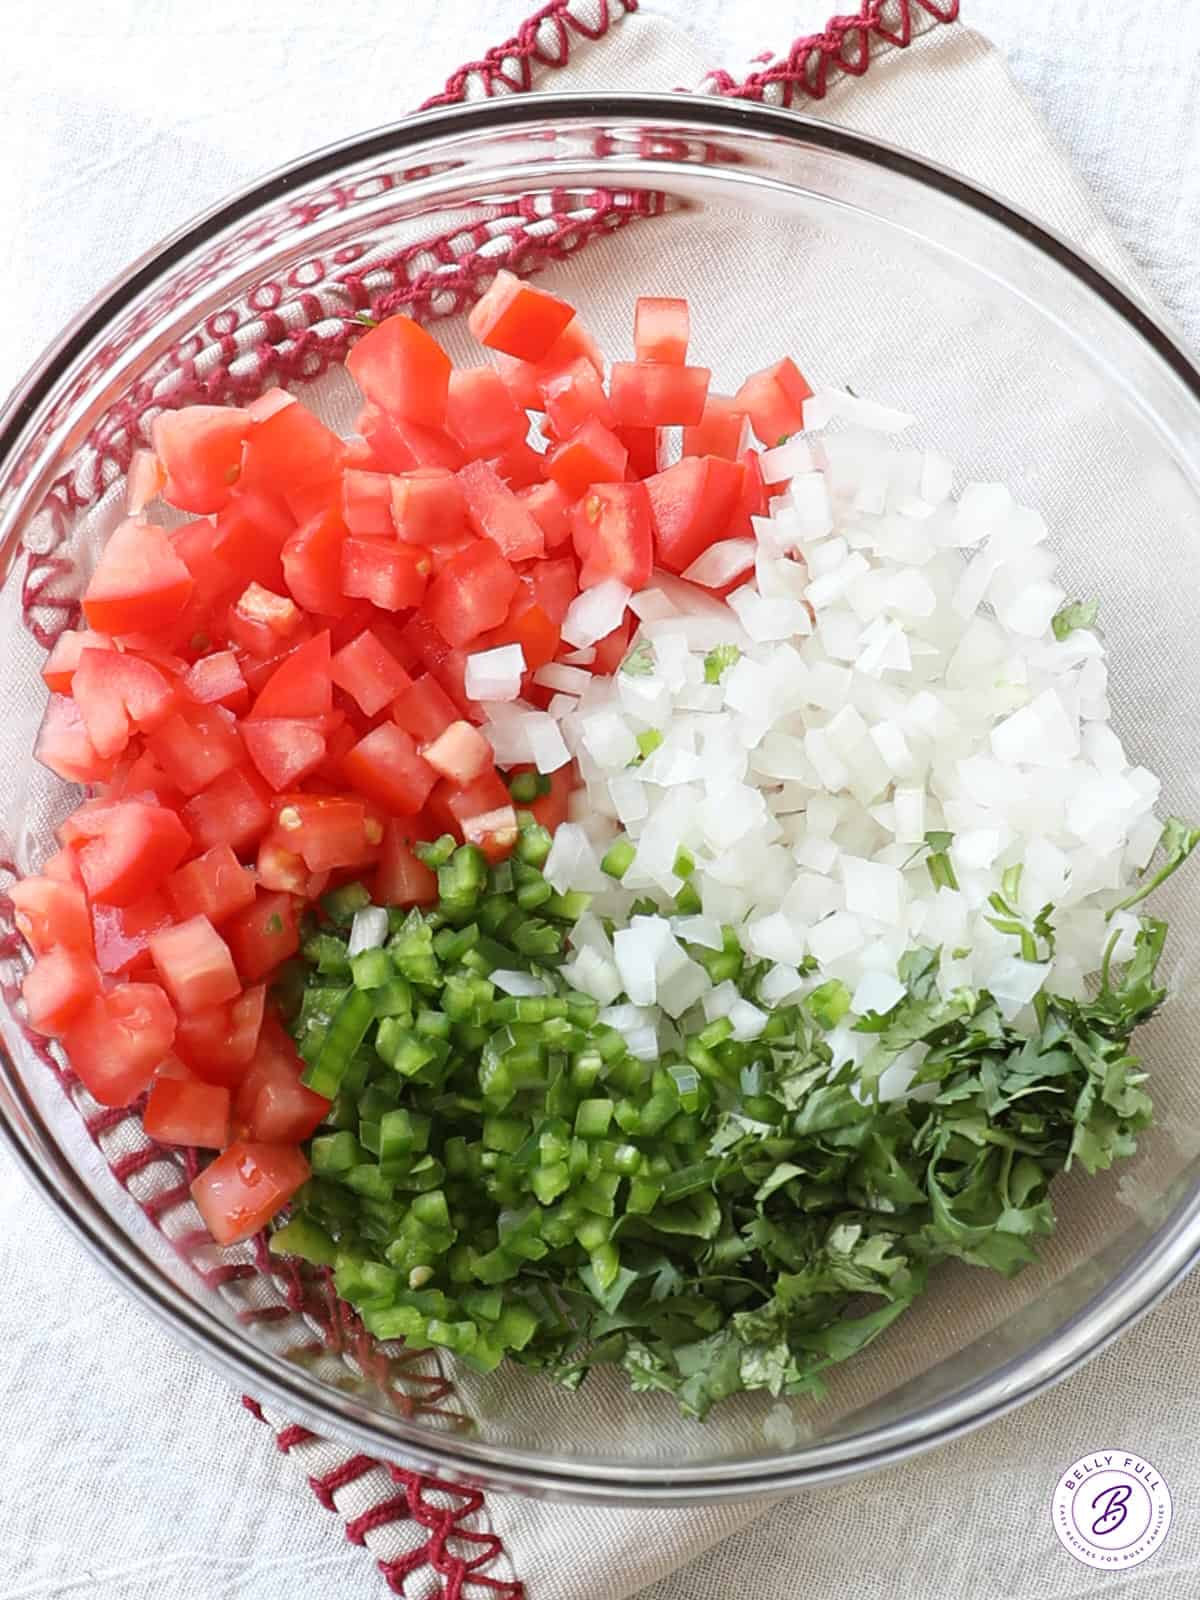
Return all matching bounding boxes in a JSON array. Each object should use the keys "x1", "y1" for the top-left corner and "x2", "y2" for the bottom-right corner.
[
  {"x1": 561, "y1": 579, "x2": 633, "y2": 649},
  {"x1": 465, "y1": 643, "x2": 525, "y2": 702},
  {"x1": 682, "y1": 539, "x2": 757, "y2": 588},
  {"x1": 491, "y1": 970, "x2": 550, "y2": 997},
  {"x1": 347, "y1": 907, "x2": 388, "y2": 956}
]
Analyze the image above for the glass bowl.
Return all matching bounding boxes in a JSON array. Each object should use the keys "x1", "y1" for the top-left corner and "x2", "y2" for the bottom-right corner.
[{"x1": 2, "y1": 93, "x2": 1200, "y2": 1506}]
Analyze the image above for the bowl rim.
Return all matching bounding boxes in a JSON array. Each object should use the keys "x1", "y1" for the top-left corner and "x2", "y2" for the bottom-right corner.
[{"x1": 3, "y1": 89, "x2": 1200, "y2": 1504}]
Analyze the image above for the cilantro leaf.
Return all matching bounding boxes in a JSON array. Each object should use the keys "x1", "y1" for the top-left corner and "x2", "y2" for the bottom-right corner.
[{"x1": 1109, "y1": 817, "x2": 1200, "y2": 916}]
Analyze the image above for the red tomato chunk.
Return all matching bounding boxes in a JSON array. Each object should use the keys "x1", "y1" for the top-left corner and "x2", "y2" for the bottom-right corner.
[
  {"x1": 144, "y1": 1074, "x2": 231, "y2": 1149},
  {"x1": 149, "y1": 915, "x2": 241, "y2": 1013},
  {"x1": 467, "y1": 270, "x2": 576, "y2": 362},
  {"x1": 190, "y1": 1141, "x2": 310, "y2": 1245},
  {"x1": 63, "y1": 984, "x2": 177, "y2": 1107}
]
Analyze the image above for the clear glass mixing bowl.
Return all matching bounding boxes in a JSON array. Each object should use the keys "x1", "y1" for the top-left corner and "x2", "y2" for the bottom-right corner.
[{"x1": 1, "y1": 94, "x2": 1200, "y2": 1505}]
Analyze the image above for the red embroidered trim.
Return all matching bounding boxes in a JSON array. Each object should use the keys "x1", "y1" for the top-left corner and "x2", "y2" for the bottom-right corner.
[
  {"x1": 420, "y1": 0, "x2": 640, "y2": 109},
  {"x1": 241, "y1": 1399, "x2": 522, "y2": 1599},
  {"x1": 703, "y1": 0, "x2": 959, "y2": 106}
]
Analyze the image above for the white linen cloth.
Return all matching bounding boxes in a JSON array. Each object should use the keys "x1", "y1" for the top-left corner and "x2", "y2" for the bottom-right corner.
[{"x1": 1, "y1": 3, "x2": 1200, "y2": 1598}]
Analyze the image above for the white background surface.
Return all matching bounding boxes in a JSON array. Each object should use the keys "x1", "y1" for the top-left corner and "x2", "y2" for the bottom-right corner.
[{"x1": 1, "y1": 2, "x2": 1199, "y2": 1596}]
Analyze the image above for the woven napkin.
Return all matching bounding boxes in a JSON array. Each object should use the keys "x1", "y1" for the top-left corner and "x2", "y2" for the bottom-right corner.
[
  {"x1": 238, "y1": 5, "x2": 1197, "y2": 1598},
  {"x1": 4, "y1": 4, "x2": 1198, "y2": 1599}
]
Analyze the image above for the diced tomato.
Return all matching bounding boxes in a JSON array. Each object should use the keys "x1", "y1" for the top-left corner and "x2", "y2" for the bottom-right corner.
[
  {"x1": 281, "y1": 507, "x2": 352, "y2": 618},
  {"x1": 571, "y1": 481, "x2": 653, "y2": 590},
  {"x1": 446, "y1": 365, "x2": 527, "y2": 457},
  {"x1": 171, "y1": 518, "x2": 240, "y2": 617},
  {"x1": 375, "y1": 822, "x2": 438, "y2": 906},
  {"x1": 327, "y1": 603, "x2": 405, "y2": 658},
  {"x1": 72, "y1": 648, "x2": 178, "y2": 760},
  {"x1": 468, "y1": 270, "x2": 576, "y2": 362},
  {"x1": 497, "y1": 326, "x2": 603, "y2": 412},
  {"x1": 734, "y1": 357, "x2": 812, "y2": 446},
  {"x1": 255, "y1": 839, "x2": 317, "y2": 897},
  {"x1": 343, "y1": 724, "x2": 437, "y2": 815},
  {"x1": 62, "y1": 984, "x2": 176, "y2": 1106},
  {"x1": 166, "y1": 844, "x2": 257, "y2": 925},
  {"x1": 313, "y1": 721, "x2": 359, "y2": 788},
  {"x1": 341, "y1": 537, "x2": 430, "y2": 611},
  {"x1": 488, "y1": 438, "x2": 546, "y2": 491},
  {"x1": 645, "y1": 455, "x2": 746, "y2": 574},
  {"x1": 391, "y1": 613, "x2": 473, "y2": 714},
  {"x1": 331, "y1": 629, "x2": 412, "y2": 717},
  {"x1": 462, "y1": 806, "x2": 519, "y2": 863},
  {"x1": 546, "y1": 419, "x2": 628, "y2": 499},
  {"x1": 190, "y1": 1140, "x2": 310, "y2": 1245},
  {"x1": 93, "y1": 892, "x2": 175, "y2": 976},
  {"x1": 175, "y1": 984, "x2": 266, "y2": 1083},
  {"x1": 518, "y1": 482, "x2": 572, "y2": 550},
  {"x1": 479, "y1": 598, "x2": 560, "y2": 673},
  {"x1": 247, "y1": 388, "x2": 294, "y2": 424},
  {"x1": 682, "y1": 394, "x2": 748, "y2": 460},
  {"x1": 272, "y1": 794, "x2": 376, "y2": 873},
  {"x1": 234, "y1": 1020, "x2": 329, "y2": 1144},
  {"x1": 592, "y1": 613, "x2": 633, "y2": 676},
  {"x1": 341, "y1": 469, "x2": 395, "y2": 536},
  {"x1": 726, "y1": 446, "x2": 771, "y2": 539},
  {"x1": 247, "y1": 631, "x2": 332, "y2": 721},
  {"x1": 390, "y1": 467, "x2": 466, "y2": 545},
  {"x1": 148, "y1": 915, "x2": 241, "y2": 1014},
  {"x1": 634, "y1": 297, "x2": 689, "y2": 365},
  {"x1": 211, "y1": 499, "x2": 290, "y2": 593},
  {"x1": 102, "y1": 748, "x2": 183, "y2": 810},
  {"x1": 181, "y1": 766, "x2": 273, "y2": 854},
  {"x1": 420, "y1": 720, "x2": 493, "y2": 784},
  {"x1": 428, "y1": 769, "x2": 512, "y2": 839},
  {"x1": 423, "y1": 540, "x2": 519, "y2": 648},
  {"x1": 184, "y1": 649, "x2": 249, "y2": 712},
  {"x1": 41, "y1": 629, "x2": 114, "y2": 694},
  {"x1": 126, "y1": 448, "x2": 166, "y2": 516},
  {"x1": 152, "y1": 405, "x2": 251, "y2": 515},
  {"x1": 228, "y1": 984, "x2": 267, "y2": 1064},
  {"x1": 425, "y1": 528, "x2": 478, "y2": 575},
  {"x1": 147, "y1": 701, "x2": 245, "y2": 795},
  {"x1": 540, "y1": 356, "x2": 615, "y2": 437},
  {"x1": 144, "y1": 1074, "x2": 231, "y2": 1149},
  {"x1": 225, "y1": 583, "x2": 304, "y2": 658},
  {"x1": 357, "y1": 405, "x2": 464, "y2": 474},
  {"x1": 525, "y1": 557, "x2": 579, "y2": 626},
  {"x1": 10, "y1": 875, "x2": 93, "y2": 955},
  {"x1": 239, "y1": 398, "x2": 347, "y2": 524},
  {"x1": 22, "y1": 947, "x2": 102, "y2": 1036},
  {"x1": 529, "y1": 764, "x2": 574, "y2": 831},
  {"x1": 68, "y1": 801, "x2": 191, "y2": 907},
  {"x1": 242, "y1": 719, "x2": 327, "y2": 791},
  {"x1": 392, "y1": 673, "x2": 459, "y2": 744},
  {"x1": 458, "y1": 460, "x2": 544, "y2": 562},
  {"x1": 615, "y1": 426, "x2": 665, "y2": 481},
  {"x1": 609, "y1": 363, "x2": 710, "y2": 428},
  {"x1": 82, "y1": 519, "x2": 195, "y2": 636},
  {"x1": 43, "y1": 848, "x2": 83, "y2": 887},
  {"x1": 348, "y1": 314, "x2": 452, "y2": 428},
  {"x1": 225, "y1": 890, "x2": 301, "y2": 982}
]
